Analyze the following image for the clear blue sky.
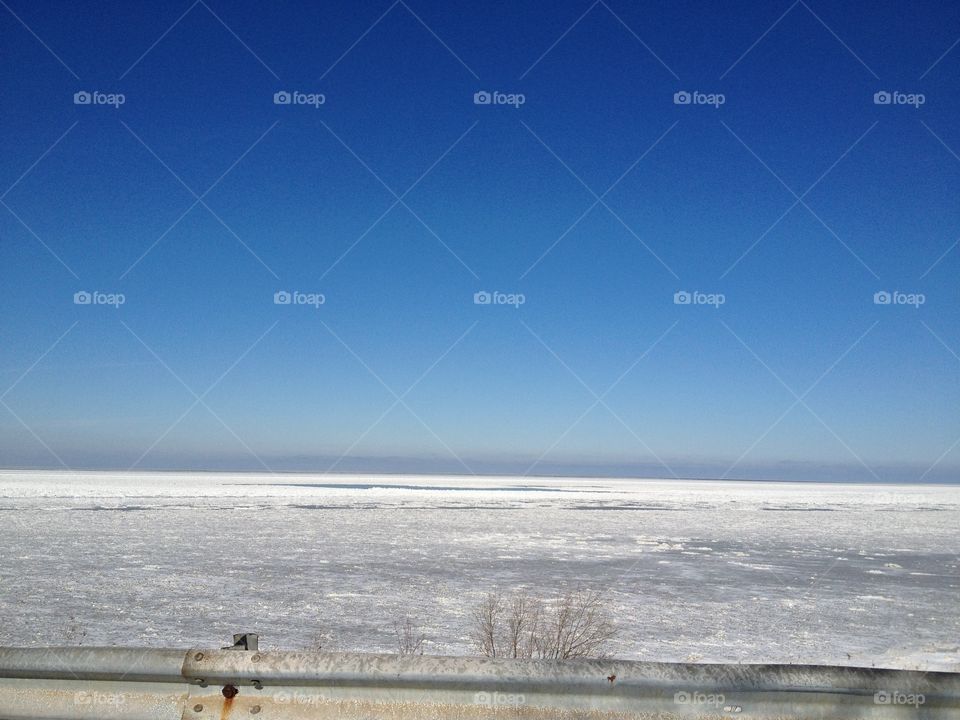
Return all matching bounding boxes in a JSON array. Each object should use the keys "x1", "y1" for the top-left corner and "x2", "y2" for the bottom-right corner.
[{"x1": 1, "y1": 0, "x2": 958, "y2": 482}]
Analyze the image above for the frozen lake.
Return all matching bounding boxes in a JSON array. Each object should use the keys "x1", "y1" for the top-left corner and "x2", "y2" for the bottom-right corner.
[{"x1": 0, "y1": 471, "x2": 957, "y2": 671}]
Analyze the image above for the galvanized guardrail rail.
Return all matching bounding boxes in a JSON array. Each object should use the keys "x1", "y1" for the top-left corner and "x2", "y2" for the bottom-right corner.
[{"x1": 0, "y1": 636, "x2": 955, "y2": 719}]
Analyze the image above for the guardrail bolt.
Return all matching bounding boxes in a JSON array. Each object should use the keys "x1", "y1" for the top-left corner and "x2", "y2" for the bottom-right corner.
[
  {"x1": 193, "y1": 704, "x2": 203, "y2": 713},
  {"x1": 222, "y1": 684, "x2": 239, "y2": 699},
  {"x1": 194, "y1": 652, "x2": 204, "y2": 661},
  {"x1": 250, "y1": 706, "x2": 261, "y2": 715}
]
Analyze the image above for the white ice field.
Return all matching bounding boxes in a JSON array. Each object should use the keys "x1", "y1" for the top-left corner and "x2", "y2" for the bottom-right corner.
[{"x1": 0, "y1": 471, "x2": 957, "y2": 671}]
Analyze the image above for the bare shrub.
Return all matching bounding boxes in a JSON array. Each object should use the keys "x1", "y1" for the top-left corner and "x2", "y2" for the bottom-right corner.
[
  {"x1": 65, "y1": 615, "x2": 87, "y2": 646},
  {"x1": 505, "y1": 591, "x2": 543, "y2": 659},
  {"x1": 539, "y1": 587, "x2": 616, "y2": 659},
  {"x1": 470, "y1": 587, "x2": 616, "y2": 659},
  {"x1": 471, "y1": 591, "x2": 503, "y2": 657},
  {"x1": 393, "y1": 616, "x2": 426, "y2": 656}
]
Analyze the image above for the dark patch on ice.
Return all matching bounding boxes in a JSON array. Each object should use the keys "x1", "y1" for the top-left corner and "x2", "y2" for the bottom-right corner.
[
  {"x1": 74, "y1": 505, "x2": 152, "y2": 512},
  {"x1": 288, "y1": 503, "x2": 520, "y2": 511},
  {"x1": 291, "y1": 503, "x2": 377, "y2": 510},
  {"x1": 414, "y1": 505, "x2": 521, "y2": 511},
  {"x1": 874, "y1": 506, "x2": 947, "y2": 512},
  {"x1": 761, "y1": 507, "x2": 836, "y2": 511},
  {"x1": 572, "y1": 504, "x2": 681, "y2": 511}
]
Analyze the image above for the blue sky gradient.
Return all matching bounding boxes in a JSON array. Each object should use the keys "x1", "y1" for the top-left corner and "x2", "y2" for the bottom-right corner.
[{"x1": 1, "y1": 0, "x2": 958, "y2": 481}]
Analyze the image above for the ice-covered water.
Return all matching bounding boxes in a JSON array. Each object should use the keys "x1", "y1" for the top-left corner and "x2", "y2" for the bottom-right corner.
[{"x1": 0, "y1": 471, "x2": 957, "y2": 671}]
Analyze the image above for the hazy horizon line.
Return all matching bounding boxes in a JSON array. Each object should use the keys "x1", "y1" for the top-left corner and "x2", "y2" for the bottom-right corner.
[{"x1": 2, "y1": 463, "x2": 957, "y2": 485}]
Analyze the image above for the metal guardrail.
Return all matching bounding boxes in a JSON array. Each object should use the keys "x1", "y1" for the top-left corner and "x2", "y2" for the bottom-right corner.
[{"x1": 0, "y1": 641, "x2": 956, "y2": 719}]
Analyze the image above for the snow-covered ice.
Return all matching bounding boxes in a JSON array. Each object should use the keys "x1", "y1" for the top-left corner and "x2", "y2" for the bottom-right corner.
[{"x1": 0, "y1": 470, "x2": 957, "y2": 671}]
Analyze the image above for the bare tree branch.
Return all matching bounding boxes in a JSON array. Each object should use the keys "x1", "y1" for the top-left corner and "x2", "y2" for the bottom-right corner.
[{"x1": 470, "y1": 586, "x2": 616, "y2": 660}]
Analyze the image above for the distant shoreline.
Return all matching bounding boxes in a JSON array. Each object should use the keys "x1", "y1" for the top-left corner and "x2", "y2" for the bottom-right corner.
[{"x1": 0, "y1": 467, "x2": 957, "y2": 486}]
